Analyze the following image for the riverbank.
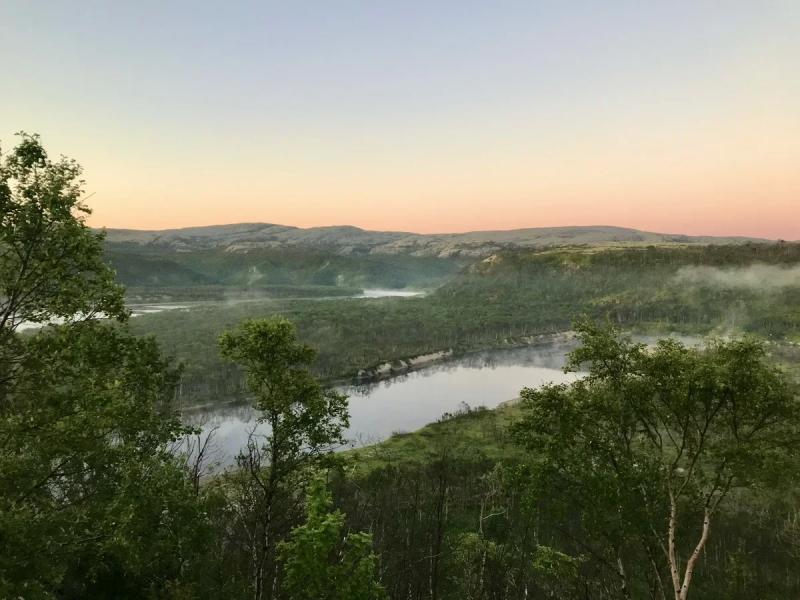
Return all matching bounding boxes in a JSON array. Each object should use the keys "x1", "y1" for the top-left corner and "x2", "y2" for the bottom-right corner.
[
  {"x1": 176, "y1": 330, "x2": 579, "y2": 412},
  {"x1": 345, "y1": 399, "x2": 526, "y2": 472},
  {"x1": 348, "y1": 330, "x2": 578, "y2": 385}
]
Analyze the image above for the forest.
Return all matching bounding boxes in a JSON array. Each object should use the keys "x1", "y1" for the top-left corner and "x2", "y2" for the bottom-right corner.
[
  {"x1": 128, "y1": 242, "x2": 800, "y2": 404},
  {"x1": 2, "y1": 135, "x2": 800, "y2": 600}
]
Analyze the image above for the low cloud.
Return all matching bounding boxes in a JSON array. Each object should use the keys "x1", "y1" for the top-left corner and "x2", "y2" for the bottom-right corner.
[{"x1": 674, "y1": 264, "x2": 800, "y2": 291}]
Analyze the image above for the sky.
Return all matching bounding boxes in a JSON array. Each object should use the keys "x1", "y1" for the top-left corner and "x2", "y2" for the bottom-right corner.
[{"x1": 1, "y1": 1, "x2": 798, "y2": 238}]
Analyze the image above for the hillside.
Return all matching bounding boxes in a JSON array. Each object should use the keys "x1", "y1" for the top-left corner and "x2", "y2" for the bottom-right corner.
[
  {"x1": 128, "y1": 242, "x2": 800, "y2": 404},
  {"x1": 103, "y1": 224, "x2": 773, "y2": 297},
  {"x1": 106, "y1": 244, "x2": 462, "y2": 298},
  {"x1": 437, "y1": 243, "x2": 800, "y2": 340}
]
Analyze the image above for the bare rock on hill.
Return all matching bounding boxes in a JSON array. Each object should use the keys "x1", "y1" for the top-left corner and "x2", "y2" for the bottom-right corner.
[{"x1": 102, "y1": 223, "x2": 768, "y2": 258}]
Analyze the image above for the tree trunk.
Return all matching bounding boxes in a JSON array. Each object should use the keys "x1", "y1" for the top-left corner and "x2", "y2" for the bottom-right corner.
[
  {"x1": 616, "y1": 555, "x2": 632, "y2": 600},
  {"x1": 678, "y1": 508, "x2": 711, "y2": 600},
  {"x1": 667, "y1": 490, "x2": 712, "y2": 600},
  {"x1": 668, "y1": 492, "x2": 681, "y2": 600}
]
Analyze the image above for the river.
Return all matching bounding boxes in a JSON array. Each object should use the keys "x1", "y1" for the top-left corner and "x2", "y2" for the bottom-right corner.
[{"x1": 181, "y1": 339, "x2": 581, "y2": 468}]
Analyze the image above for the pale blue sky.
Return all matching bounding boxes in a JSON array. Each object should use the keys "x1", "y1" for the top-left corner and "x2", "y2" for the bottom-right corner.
[{"x1": 2, "y1": 1, "x2": 798, "y2": 237}]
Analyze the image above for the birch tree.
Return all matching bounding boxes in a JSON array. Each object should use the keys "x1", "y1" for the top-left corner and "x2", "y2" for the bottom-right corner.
[
  {"x1": 513, "y1": 319, "x2": 800, "y2": 599},
  {"x1": 219, "y1": 318, "x2": 349, "y2": 600}
]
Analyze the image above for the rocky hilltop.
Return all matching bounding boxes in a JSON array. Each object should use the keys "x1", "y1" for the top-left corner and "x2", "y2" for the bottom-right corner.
[{"x1": 103, "y1": 223, "x2": 766, "y2": 258}]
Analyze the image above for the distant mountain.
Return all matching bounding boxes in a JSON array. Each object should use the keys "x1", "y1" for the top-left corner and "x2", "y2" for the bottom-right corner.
[
  {"x1": 102, "y1": 224, "x2": 773, "y2": 297},
  {"x1": 103, "y1": 223, "x2": 768, "y2": 258}
]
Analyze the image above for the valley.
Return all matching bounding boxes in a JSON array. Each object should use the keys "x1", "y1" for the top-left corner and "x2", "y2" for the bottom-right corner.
[
  {"x1": 123, "y1": 238, "x2": 800, "y2": 407},
  {"x1": 5, "y1": 156, "x2": 800, "y2": 597},
  {"x1": 5, "y1": 4, "x2": 800, "y2": 595}
]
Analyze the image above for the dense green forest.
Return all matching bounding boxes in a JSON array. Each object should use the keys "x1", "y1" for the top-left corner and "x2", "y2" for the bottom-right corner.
[{"x1": 3, "y1": 135, "x2": 800, "y2": 599}]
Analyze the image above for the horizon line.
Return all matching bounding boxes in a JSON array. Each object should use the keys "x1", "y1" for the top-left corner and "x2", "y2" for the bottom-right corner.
[{"x1": 94, "y1": 221, "x2": 780, "y2": 241}]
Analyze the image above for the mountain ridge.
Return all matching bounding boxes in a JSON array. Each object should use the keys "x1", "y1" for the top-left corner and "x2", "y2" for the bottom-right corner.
[{"x1": 102, "y1": 223, "x2": 771, "y2": 258}]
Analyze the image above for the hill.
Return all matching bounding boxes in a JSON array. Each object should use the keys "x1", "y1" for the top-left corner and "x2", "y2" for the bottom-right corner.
[
  {"x1": 103, "y1": 223, "x2": 768, "y2": 258},
  {"x1": 103, "y1": 224, "x2": 772, "y2": 297},
  {"x1": 105, "y1": 244, "x2": 463, "y2": 299}
]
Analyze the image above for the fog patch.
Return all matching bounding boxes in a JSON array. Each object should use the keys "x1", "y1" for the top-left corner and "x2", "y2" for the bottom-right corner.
[{"x1": 674, "y1": 264, "x2": 800, "y2": 291}]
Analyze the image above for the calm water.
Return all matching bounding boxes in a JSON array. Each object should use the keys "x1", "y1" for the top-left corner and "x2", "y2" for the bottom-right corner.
[{"x1": 182, "y1": 339, "x2": 580, "y2": 467}]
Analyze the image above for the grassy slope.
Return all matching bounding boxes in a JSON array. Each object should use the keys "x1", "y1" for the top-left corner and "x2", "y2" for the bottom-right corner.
[{"x1": 345, "y1": 403, "x2": 526, "y2": 473}]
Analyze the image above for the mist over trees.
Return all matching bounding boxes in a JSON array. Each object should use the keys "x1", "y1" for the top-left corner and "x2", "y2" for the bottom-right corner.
[{"x1": 119, "y1": 237, "x2": 800, "y2": 407}]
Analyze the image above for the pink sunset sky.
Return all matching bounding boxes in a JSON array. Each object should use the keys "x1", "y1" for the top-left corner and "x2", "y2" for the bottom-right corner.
[{"x1": 2, "y1": 2, "x2": 798, "y2": 239}]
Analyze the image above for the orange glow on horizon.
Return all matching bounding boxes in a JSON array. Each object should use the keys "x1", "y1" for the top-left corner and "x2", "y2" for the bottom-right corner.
[
  {"x1": 3, "y1": 2, "x2": 798, "y2": 240},
  {"x1": 77, "y1": 109, "x2": 799, "y2": 240}
]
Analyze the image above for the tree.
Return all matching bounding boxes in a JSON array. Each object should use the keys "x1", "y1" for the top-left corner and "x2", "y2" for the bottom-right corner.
[
  {"x1": 0, "y1": 134, "x2": 211, "y2": 598},
  {"x1": 0, "y1": 311, "x2": 217, "y2": 598},
  {"x1": 279, "y1": 475, "x2": 385, "y2": 600},
  {"x1": 531, "y1": 545, "x2": 584, "y2": 599},
  {"x1": 0, "y1": 132, "x2": 124, "y2": 359},
  {"x1": 513, "y1": 319, "x2": 800, "y2": 599},
  {"x1": 218, "y1": 318, "x2": 349, "y2": 600}
]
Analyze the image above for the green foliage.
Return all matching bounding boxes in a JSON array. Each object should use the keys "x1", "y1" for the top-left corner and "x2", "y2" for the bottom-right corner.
[
  {"x1": 0, "y1": 132, "x2": 125, "y2": 338},
  {"x1": 219, "y1": 318, "x2": 349, "y2": 450},
  {"x1": 531, "y1": 546, "x2": 584, "y2": 598},
  {"x1": 279, "y1": 476, "x2": 385, "y2": 600},
  {"x1": 217, "y1": 318, "x2": 351, "y2": 600},
  {"x1": 0, "y1": 306, "x2": 212, "y2": 597},
  {"x1": 448, "y1": 533, "x2": 508, "y2": 599},
  {"x1": 106, "y1": 243, "x2": 461, "y2": 294},
  {"x1": 512, "y1": 320, "x2": 800, "y2": 598},
  {"x1": 0, "y1": 134, "x2": 214, "y2": 598}
]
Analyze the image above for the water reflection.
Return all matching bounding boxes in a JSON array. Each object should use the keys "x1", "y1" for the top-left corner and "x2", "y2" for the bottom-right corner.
[
  {"x1": 182, "y1": 340, "x2": 581, "y2": 468},
  {"x1": 182, "y1": 334, "x2": 704, "y2": 469}
]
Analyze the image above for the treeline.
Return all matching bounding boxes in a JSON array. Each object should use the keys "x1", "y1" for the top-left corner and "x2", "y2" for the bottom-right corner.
[
  {"x1": 125, "y1": 284, "x2": 363, "y2": 303},
  {"x1": 440, "y1": 243, "x2": 800, "y2": 339}
]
